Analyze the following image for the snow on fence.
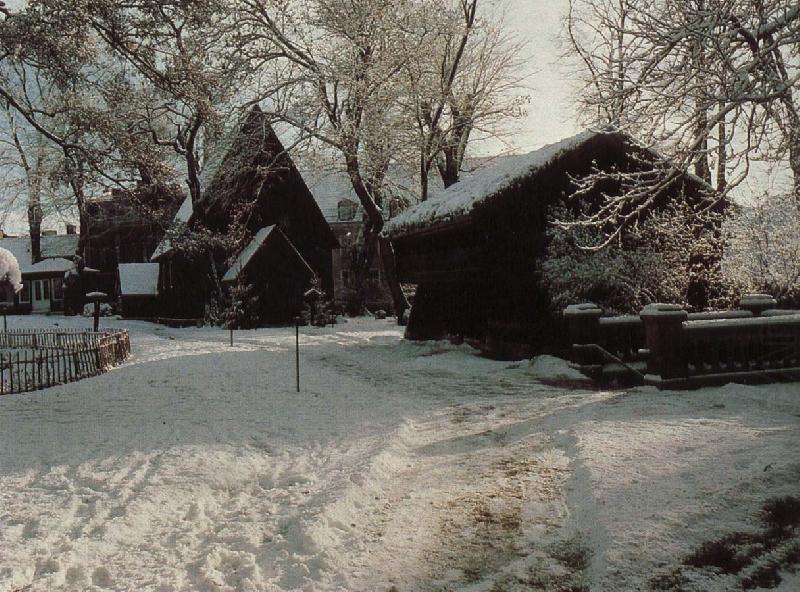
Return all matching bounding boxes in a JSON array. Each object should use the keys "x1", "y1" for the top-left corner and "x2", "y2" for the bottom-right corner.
[
  {"x1": 0, "y1": 328, "x2": 131, "y2": 395},
  {"x1": 565, "y1": 295, "x2": 800, "y2": 389}
]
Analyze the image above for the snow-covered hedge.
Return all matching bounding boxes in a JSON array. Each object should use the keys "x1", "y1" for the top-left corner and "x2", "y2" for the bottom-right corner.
[{"x1": 542, "y1": 203, "x2": 731, "y2": 314}]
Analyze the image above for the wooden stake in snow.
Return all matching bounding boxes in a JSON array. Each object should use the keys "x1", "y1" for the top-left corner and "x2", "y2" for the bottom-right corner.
[
  {"x1": 86, "y1": 292, "x2": 107, "y2": 332},
  {"x1": 294, "y1": 316, "x2": 301, "y2": 393}
]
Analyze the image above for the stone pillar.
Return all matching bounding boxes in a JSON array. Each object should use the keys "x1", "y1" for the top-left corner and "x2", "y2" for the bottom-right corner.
[
  {"x1": 640, "y1": 303, "x2": 688, "y2": 380},
  {"x1": 739, "y1": 293, "x2": 777, "y2": 317},
  {"x1": 563, "y1": 303, "x2": 603, "y2": 365}
]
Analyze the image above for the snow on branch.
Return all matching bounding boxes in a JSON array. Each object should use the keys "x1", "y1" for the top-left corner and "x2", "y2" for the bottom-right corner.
[{"x1": 0, "y1": 247, "x2": 22, "y2": 293}]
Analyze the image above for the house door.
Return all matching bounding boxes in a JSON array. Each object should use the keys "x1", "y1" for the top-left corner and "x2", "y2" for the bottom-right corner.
[{"x1": 31, "y1": 279, "x2": 51, "y2": 312}]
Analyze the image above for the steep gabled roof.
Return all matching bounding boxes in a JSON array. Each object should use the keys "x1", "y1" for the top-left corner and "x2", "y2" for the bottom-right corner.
[
  {"x1": 384, "y1": 131, "x2": 601, "y2": 236},
  {"x1": 152, "y1": 105, "x2": 337, "y2": 260},
  {"x1": 150, "y1": 196, "x2": 194, "y2": 260}
]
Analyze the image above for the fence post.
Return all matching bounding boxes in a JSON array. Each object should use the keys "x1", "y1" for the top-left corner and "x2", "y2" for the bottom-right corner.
[
  {"x1": 640, "y1": 304, "x2": 689, "y2": 381},
  {"x1": 739, "y1": 293, "x2": 777, "y2": 317},
  {"x1": 563, "y1": 303, "x2": 604, "y2": 365}
]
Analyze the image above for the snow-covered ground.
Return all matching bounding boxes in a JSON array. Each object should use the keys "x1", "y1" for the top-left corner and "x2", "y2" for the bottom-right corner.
[{"x1": 1, "y1": 316, "x2": 798, "y2": 592}]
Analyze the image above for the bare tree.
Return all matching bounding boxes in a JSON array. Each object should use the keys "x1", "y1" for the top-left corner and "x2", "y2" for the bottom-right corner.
[
  {"x1": 0, "y1": 0, "x2": 245, "y2": 214},
  {"x1": 564, "y1": 0, "x2": 800, "y2": 246},
  {"x1": 403, "y1": 0, "x2": 527, "y2": 201},
  {"x1": 234, "y1": 0, "x2": 525, "y2": 318}
]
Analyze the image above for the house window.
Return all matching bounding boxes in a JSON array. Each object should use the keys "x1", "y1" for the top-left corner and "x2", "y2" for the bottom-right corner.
[
  {"x1": 337, "y1": 199, "x2": 358, "y2": 221},
  {"x1": 43, "y1": 279, "x2": 50, "y2": 300},
  {"x1": 34, "y1": 281, "x2": 41, "y2": 301},
  {"x1": 19, "y1": 281, "x2": 30, "y2": 303}
]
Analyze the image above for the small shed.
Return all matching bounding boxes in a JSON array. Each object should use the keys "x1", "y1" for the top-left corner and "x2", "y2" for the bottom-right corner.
[
  {"x1": 221, "y1": 225, "x2": 315, "y2": 324},
  {"x1": 118, "y1": 262, "x2": 160, "y2": 318},
  {"x1": 384, "y1": 130, "x2": 713, "y2": 358}
]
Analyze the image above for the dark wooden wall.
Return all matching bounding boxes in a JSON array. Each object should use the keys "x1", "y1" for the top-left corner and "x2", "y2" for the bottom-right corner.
[{"x1": 394, "y1": 134, "x2": 708, "y2": 357}]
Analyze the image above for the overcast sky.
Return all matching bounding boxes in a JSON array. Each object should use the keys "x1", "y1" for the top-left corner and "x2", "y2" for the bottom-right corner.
[{"x1": 490, "y1": 0, "x2": 581, "y2": 154}]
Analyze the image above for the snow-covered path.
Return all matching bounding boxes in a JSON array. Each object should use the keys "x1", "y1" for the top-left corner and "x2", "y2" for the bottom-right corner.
[{"x1": 0, "y1": 316, "x2": 798, "y2": 591}]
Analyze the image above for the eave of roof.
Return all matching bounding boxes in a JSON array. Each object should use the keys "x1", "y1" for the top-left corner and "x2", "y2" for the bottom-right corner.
[
  {"x1": 384, "y1": 130, "x2": 601, "y2": 238},
  {"x1": 222, "y1": 225, "x2": 314, "y2": 283}
]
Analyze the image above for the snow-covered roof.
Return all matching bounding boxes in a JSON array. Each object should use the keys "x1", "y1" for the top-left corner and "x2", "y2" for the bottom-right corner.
[
  {"x1": 222, "y1": 225, "x2": 314, "y2": 283},
  {"x1": 42, "y1": 235, "x2": 79, "y2": 259},
  {"x1": 118, "y1": 263, "x2": 160, "y2": 296},
  {"x1": 384, "y1": 130, "x2": 598, "y2": 236},
  {"x1": 150, "y1": 196, "x2": 193, "y2": 261},
  {"x1": 223, "y1": 226, "x2": 277, "y2": 283},
  {"x1": 0, "y1": 235, "x2": 79, "y2": 267},
  {"x1": 149, "y1": 111, "x2": 251, "y2": 262},
  {"x1": 301, "y1": 170, "x2": 361, "y2": 222},
  {"x1": 301, "y1": 167, "x2": 423, "y2": 223},
  {"x1": 22, "y1": 258, "x2": 75, "y2": 274}
]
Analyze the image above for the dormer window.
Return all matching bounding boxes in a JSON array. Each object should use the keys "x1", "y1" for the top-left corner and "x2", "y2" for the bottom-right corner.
[{"x1": 337, "y1": 199, "x2": 358, "y2": 221}]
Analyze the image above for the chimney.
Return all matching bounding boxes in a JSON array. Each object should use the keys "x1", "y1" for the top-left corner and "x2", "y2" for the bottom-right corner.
[{"x1": 66, "y1": 224, "x2": 77, "y2": 235}]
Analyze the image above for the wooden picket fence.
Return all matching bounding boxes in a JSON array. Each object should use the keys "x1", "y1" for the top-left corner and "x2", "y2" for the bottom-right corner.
[{"x1": 0, "y1": 328, "x2": 131, "y2": 395}]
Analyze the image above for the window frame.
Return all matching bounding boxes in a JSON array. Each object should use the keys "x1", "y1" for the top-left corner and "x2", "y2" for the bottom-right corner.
[{"x1": 19, "y1": 281, "x2": 30, "y2": 303}]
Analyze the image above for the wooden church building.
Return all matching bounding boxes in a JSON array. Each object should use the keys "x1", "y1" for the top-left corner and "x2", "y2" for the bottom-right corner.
[
  {"x1": 384, "y1": 129, "x2": 714, "y2": 358},
  {"x1": 152, "y1": 106, "x2": 338, "y2": 324}
]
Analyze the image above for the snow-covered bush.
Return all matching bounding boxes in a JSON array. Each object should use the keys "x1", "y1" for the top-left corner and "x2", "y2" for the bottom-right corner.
[
  {"x1": 82, "y1": 302, "x2": 114, "y2": 316},
  {"x1": 723, "y1": 194, "x2": 800, "y2": 306},
  {"x1": 207, "y1": 275, "x2": 260, "y2": 329},
  {"x1": 0, "y1": 248, "x2": 23, "y2": 294},
  {"x1": 226, "y1": 278, "x2": 260, "y2": 329},
  {"x1": 543, "y1": 202, "x2": 728, "y2": 314}
]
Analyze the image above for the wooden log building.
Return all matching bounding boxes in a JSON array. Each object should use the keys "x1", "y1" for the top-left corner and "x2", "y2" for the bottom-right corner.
[{"x1": 384, "y1": 130, "x2": 714, "y2": 358}]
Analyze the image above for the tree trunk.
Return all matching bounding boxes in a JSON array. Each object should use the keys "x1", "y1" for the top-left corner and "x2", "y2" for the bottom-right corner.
[
  {"x1": 28, "y1": 198, "x2": 42, "y2": 263},
  {"x1": 378, "y1": 236, "x2": 408, "y2": 325},
  {"x1": 420, "y1": 154, "x2": 430, "y2": 202},
  {"x1": 716, "y1": 115, "x2": 727, "y2": 196},
  {"x1": 788, "y1": 128, "x2": 800, "y2": 202},
  {"x1": 344, "y1": 156, "x2": 410, "y2": 321},
  {"x1": 693, "y1": 108, "x2": 711, "y2": 183},
  {"x1": 437, "y1": 147, "x2": 460, "y2": 188},
  {"x1": 185, "y1": 115, "x2": 204, "y2": 208},
  {"x1": 66, "y1": 152, "x2": 88, "y2": 261}
]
